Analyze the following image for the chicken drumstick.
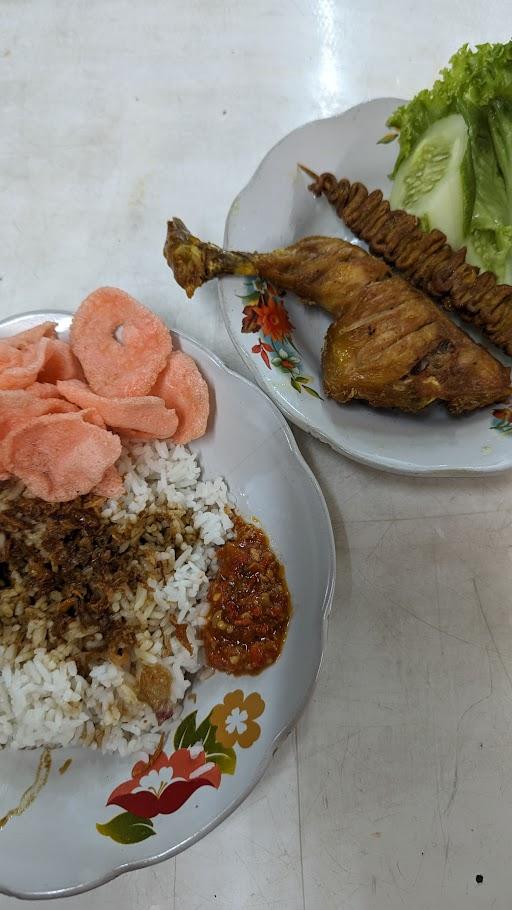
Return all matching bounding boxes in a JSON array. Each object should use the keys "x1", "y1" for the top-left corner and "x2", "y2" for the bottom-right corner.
[{"x1": 164, "y1": 219, "x2": 510, "y2": 415}]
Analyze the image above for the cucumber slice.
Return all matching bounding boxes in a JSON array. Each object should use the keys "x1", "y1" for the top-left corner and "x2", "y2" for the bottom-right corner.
[{"x1": 390, "y1": 114, "x2": 471, "y2": 248}]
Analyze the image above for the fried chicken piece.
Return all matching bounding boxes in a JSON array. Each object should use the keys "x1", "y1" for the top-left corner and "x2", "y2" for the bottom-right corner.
[
  {"x1": 303, "y1": 168, "x2": 512, "y2": 356},
  {"x1": 165, "y1": 218, "x2": 390, "y2": 312},
  {"x1": 322, "y1": 276, "x2": 509, "y2": 413},
  {"x1": 164, "y1": 220, "x2": 510, "y2": 414}
]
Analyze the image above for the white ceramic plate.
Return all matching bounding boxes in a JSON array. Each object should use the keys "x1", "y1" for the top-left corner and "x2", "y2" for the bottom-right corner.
[
  {"x1": 0, "y1": 311, "x2": 335, "y2": 899},
  {"x1": 219, "y1": 98, "x2": 512, "y2": 475}
]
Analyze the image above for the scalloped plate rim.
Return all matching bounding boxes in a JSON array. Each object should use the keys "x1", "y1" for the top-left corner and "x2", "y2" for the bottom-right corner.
[
  {"x1": 0, "y1": 309, "x2": 335, "y2": 900},
  {"x1": 218, "y1": 99, "x2": 512, "y2": 477}
]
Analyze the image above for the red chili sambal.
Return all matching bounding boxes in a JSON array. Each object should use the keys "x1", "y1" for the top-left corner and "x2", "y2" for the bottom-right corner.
[{"x1": 203, "y1": 514, "x2": 291, "y2": 674}]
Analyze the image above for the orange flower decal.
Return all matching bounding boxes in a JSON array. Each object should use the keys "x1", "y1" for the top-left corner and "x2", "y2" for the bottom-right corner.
[
  {"x1": 210, "y1": 690, "x2": 265, "y2": 749},
  {"x1": 491, "y1": 407, "x2": 512, "y2": 435},
  {"x1": 240, "y1": 277, "x2": 322, "y2": 399},
  {"x1": 493, "y1": 408, "x2": 512, "y2": 420},
  {"x1": 252, "y1": 297, "x2": 294, "y2": 342},
  {"x1": 105, "y1": 745, "x2": 221, "y2": 819}
]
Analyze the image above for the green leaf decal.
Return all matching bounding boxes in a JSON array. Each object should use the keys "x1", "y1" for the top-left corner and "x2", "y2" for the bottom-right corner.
[
  {"x1": 207, "y1": 746, "x2": 237, "y2": 774},
  {"x1": 173, "y1": 710, "x2": 198, "y2": 749},
  {"x1": 377, "y1": 132, "x2": 398, "y2": 145},
  {"x1": 237, "y1": 291, "x2": 260, "y2": 303},
  {"x1": 290, "y1": 378, "x2": 302, "y2": 392},
  {"x1": 195, "y1": 714, "x2": 216, "y2": 750},
  {"x1": 195, "y1": 713, "x2": 237, "y2": 774},
  {"x1": 302, "y1": 385, "x2": 323, "y2": 399},
  {"x1": 97, "y1": 812, "x2": 155, "y2": 844}
]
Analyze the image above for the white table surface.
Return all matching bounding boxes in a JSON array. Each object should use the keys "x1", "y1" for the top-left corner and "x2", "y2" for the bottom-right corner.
[{"x1": 2, "y1": 2, "x2": 512, "y2": 907}]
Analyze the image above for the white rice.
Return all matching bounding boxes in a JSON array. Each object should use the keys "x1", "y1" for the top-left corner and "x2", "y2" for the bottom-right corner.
[{"x1": 0, "y1": 441, "x2": 232, "y2": 755}]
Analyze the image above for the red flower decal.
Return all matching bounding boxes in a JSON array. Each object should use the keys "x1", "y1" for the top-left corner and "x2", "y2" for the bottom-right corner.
[
  {"x1": 493, "y1": 408, "x2": 512, "y2": 421},
  {"x1": 252, "y1": 296, "x2": 294, "y2": 342},
  {"x1": 107, "y1": 745, "x2": 221, "y2": 819},
  {"x1": 242, "y1": 305, "x2": 262, "y2": 334}
]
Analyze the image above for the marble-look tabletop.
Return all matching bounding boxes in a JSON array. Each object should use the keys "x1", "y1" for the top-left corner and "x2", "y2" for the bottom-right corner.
[{"x1": 2, "y1": 2, "x2": 512, "y2": 907}]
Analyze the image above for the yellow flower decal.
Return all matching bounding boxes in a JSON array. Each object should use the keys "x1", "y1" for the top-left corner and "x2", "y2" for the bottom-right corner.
[{"x1": 210, "y1": 690, "x2": 265, "y2": 749}]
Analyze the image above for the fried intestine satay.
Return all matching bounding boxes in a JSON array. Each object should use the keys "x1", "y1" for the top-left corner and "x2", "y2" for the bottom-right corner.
[{"x1": 302, "y1": 167, "x2": 512, "y2": 357}]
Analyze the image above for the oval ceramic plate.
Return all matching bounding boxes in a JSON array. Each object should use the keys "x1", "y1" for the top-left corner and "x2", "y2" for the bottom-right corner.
[
  {"x1": 219, "y1": 98, "x2": 512, "y2": 475},
  {"x1": 0, "y1": 311, "x2": 335, "y2": 899}
]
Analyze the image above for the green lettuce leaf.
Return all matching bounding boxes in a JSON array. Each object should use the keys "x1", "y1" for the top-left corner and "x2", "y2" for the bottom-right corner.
[
  {"x1": 388, "y1": 42, "x2": 512, "y2": 175},
  {"x1": 460, "y1": 100, "x2": 509, "y2": 228},
  {"x1": 387, "y1": 42, "x2": 512, "y2": 283},
  {"x1": 466, "y1": 227, "x2": 512, "y2": 283},
  {"x1": 487, "y1": 98, "x2": 512, "y2": 213},
  {"x1": 461, "y1": 92, "x2": 512, "y2": 282}
]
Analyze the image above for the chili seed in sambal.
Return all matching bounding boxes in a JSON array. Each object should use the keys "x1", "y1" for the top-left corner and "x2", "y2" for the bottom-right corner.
[{"x1": 203, "y1": 514, "x2": 291, "y2": 674}]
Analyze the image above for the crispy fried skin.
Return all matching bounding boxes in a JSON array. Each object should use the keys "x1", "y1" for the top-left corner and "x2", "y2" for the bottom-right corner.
[
  {"x1": 322, "y1": 277, "x2": 509, "y2": 414},
  {"x1": 305, "y1": 170, "x2": 512, "y2": 357},
  {"x1": 164, "y1": 220, "x2": 511, "y2": 414}
]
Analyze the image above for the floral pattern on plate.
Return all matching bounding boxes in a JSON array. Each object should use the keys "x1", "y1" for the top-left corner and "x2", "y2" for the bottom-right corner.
[
  {"x1": 97, "y1": 690, "x2": 265, "y2": 844},
  {"x1": 240, "y1": 278, "x2": 322, "y2": 399},
  {"x1": 491, "y1": 407, "x2": 512, "y2": 434}
]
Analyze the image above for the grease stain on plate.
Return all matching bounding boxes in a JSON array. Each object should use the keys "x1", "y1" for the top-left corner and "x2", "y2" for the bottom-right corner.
[{"x1": 0, "y1": 750, "x2": 52, "y2": 830}]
